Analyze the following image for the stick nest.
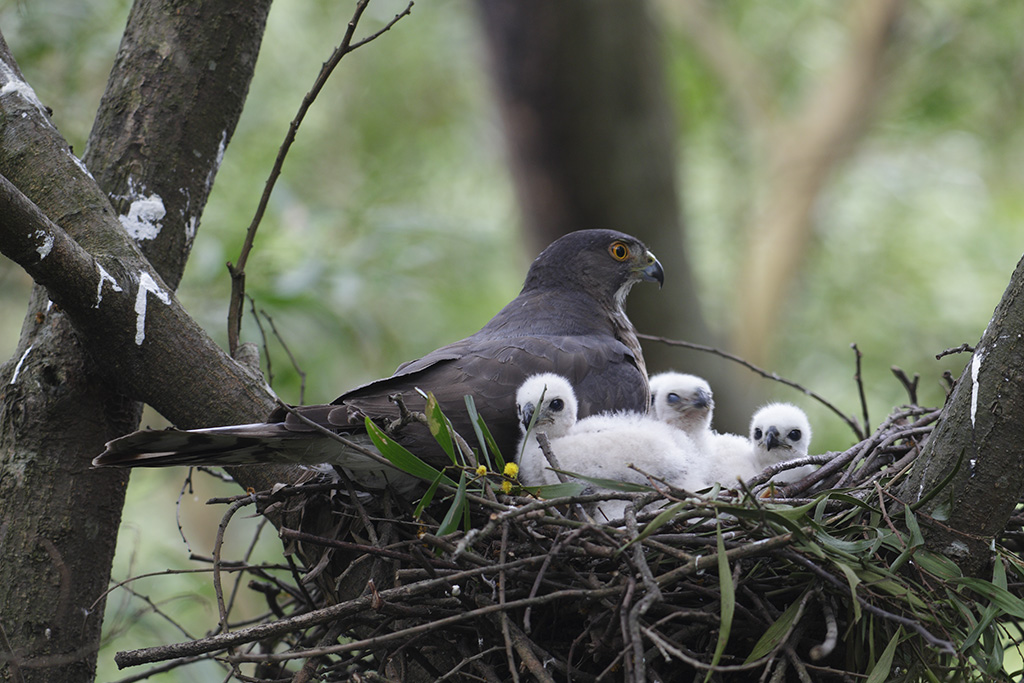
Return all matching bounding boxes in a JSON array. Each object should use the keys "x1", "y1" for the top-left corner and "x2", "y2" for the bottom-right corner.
[{"x1": 115, "y1": 403, "x2": 1024, "y2": 682}]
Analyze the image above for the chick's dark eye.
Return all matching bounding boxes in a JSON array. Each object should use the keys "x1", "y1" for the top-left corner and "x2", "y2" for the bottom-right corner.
[
  {"x1": 753, "y1": 428, "x2": 763, "y2": 440},
  {"x1": 609, "y1": 241, "x2": 630, "y2": 261},
  {"x1": 788, "y1": 429, "x2": 801, "y2": 441},
  {"x1": 666, "y1": 392, "x2": 681, "y2": 404},
  {"x1": 550, "y1": 398, "x2": 564, "y2": 412}
]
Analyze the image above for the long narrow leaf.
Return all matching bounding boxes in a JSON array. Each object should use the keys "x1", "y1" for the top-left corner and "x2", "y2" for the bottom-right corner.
[
  {"x1": 425, "y1": 393, "x2": 457, "y2": 464},
  {"x1": 618, "y1": 502, "x2": 687, "y2": 554},
  {"x1": 364, "y1": 417, "x2": 456, "y2": 486},
  {"x1": 953, "y1": 576, "x2": 1024, "y2": 620},
  {"x1": 464, "y1": 395, "x2": 498, "y2": 471},
  {"x1": 556, "y1": 471, "x2": 651, "y2": 492},
  {"x1": 438, "y1": 470, "x2": 468, "y2": 536},
  {"x1": 414, "y1": 471, "x2": 445, "y2": 519},
  {"x1": 704, "y1": 524, "x2": 734, "y2": 682},
  {"x1": 832, "y1": 559, "x2": 863, "y2": 622},
  {"x1": 744, "y1": 596, "x2": 803, "y2": 663},
  {"x1": 520, "y1": 482, "x2": 586, "y2": 498},
  {"x1": 913, "y1": 549, "x2": 962, "y2": 581},
  {"x1": 865, "y1": 628, "x2": 900, "y2": 683}
]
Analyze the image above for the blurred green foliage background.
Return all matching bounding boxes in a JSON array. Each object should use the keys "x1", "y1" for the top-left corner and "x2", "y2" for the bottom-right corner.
[{"x1": 0, "y1": 0, "x2": 1021, "y2": 679}]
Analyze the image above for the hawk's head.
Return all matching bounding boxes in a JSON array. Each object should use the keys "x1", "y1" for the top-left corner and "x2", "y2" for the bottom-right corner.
[{"x1": 523, "y1": 229, "x2": 664, "y2": 307}]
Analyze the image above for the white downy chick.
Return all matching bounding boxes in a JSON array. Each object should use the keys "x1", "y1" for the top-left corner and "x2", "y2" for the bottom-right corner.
[
  {"x1": 649, "y1": 372, "x2": 751, "y2": 486},
  {"x1": 749, "y1": 402, "x2": 816, "y2": 484}
]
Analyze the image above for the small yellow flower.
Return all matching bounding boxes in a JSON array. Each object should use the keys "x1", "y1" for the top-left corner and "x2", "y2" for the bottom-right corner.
[
  {"x1": 501, "y1": 480, "x2": 513, "y2": 494},
  {"x1": 475, "y1": 465, "x2": 488, "y2": 477},
  {"x1": 503, "y1": 462, "x2": 519, "y2": 479}
]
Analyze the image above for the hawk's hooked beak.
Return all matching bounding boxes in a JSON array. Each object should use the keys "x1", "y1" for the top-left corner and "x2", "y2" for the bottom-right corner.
[
  {"x1": 642, "y1": 252, "x2": 665, "y2": 289},
  {"x1": 765, "y1": 426, "x2": 782, "y2": 451}
]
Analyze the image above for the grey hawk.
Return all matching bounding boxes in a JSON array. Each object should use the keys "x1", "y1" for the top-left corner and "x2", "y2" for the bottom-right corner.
[{"x1": 94, "y1": 229, "x2": 664, "y2": 488}]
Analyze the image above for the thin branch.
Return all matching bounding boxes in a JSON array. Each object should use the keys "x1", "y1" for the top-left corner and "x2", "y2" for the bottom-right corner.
[
  {"x1": 851, "y1": 343, "x2": 870, "y2": 436},
  {"x1": 935, "y1": 343, "x2": 975, "y2": 360},
  {"x1": 212, "y1": 497, "x2": 253, "y2": 633},
  {"x1": 246, "y1": 294, "x2": 272, "y2": 388},
  {"x1": 260, "y1": 308, "x2": 307, "y2": 404},
  {"x1": 226, "y1": 0, "x2": 414, "y2": 353},
  {"x1": 891, "y1": 365, "x2": 920, "y2": 405}
]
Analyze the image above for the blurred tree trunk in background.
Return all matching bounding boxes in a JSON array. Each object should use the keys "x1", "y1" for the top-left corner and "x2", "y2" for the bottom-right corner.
[
  {"x1": 476, "y1": 0, "x2": 756, "y2": 432},
  {"x1": 663, "y1": 0, "x2": 905, "y2": 366},
  {"x1": 0, "y1": 3, "x2": 272, "y2": 681}
]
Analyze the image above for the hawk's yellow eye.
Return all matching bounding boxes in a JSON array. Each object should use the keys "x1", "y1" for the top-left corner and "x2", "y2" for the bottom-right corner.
[{"x1": 609, "y1": 241, "x2": 630, "y2": 261}]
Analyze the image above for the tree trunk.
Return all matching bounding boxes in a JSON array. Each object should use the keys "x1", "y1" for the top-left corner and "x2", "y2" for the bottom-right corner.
[
  {"x1": 898, "y1": 252, "x2": 1024, "y2": 577},
  {"x1": 476, "y1": 0, "x2": 757, "y2": 431},
  {"x1": 0, "y1": 3, "x2": 271, "y2": 681},
  {"x1": 732, "y1": 0, "x2": 904, "y2": 365}
]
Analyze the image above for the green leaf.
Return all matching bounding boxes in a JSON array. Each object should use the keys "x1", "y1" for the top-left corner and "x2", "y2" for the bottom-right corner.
[
  {"x1": 424, "y1": 393, "x2": 457, "y2": 464},
  {"x1": 865, "y1": 628, "x2": 900, "y2": 683},
  {"x1": 744, "y1": 596, "x2": 803, "y2": 663},
  {"x1": 365, "y1": 417, "x2": 457, "y2": 485},
  {"x1": 762, "y1": 499, "x2": 819, "y2": 521},
  {"x1": 993, "y1": 554, "x2": 1008, "y2": 589},
  {"x1": 888, "y1": 505, "x2": 926, "y2": 574},
  {"x1": 625, "y1": 502, "x2": 688, "y2": 550},
  {"x1": 414, "y1": 471, "x2": 445, "y2": 519},
  {"x1": 953, "y1": 576, "x2": 1024, "y2": 620},
  {"x1": 832, "y1": 560, "x2": 863, "y2": 622},
  {"x1": 556, "y1": 471, "x2": 651, "y2": 492},
  {"x1": 813, "y1": 529, "x2": 875, "y2": 557},
  {"x1": 914, "y1": 549, "x2": 962, "y2": 581},
  {"x1": 464, "y1": 395, "x2": 505, "y2": 471},
  {"x1": 520, "y1": 482, "x2": 586, "y2": 498},
  {"x1": 824, "y1": 491, "x2": 883, "y2": 514},
  {"x1": 868, "y1": 528, "x2": 898, "y2": 555},
  {"x1": 704, "y1": 524, "x2": 734, "y2": 682},
  {"x1": 438, "y1": 470, "x2": 468, "y2": 536},
  {"x1": 903, "y1": 503, "x2": 925, "y2": 547}
]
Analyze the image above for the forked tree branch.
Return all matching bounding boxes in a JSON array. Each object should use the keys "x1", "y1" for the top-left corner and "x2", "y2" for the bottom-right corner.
[{"x1": 227, "y1": 0, "x2": 414, "y2": 353}]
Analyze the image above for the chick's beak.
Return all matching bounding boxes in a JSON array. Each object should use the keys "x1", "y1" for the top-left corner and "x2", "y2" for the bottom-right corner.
[
  {"x1": 765, "y1": 426, "x2": 781, "y2": 451},
  {"x1": 520, "y1": 403, "x2": 536, "y2": 430},
  {"x1": 693, "y1": 388, "x2": 712, "y2": 410}
]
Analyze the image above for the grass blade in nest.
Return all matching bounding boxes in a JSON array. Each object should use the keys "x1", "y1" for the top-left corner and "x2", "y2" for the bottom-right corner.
[
  {"x1": 425, "y1": 392, "x2": 457, "y2": 464},
  {"x1": 520, "y1": 482, "x2": 586, "y2": 498},
  {"x1": 865, "y1": 628, "x2": 900, "y2": 683},
  {"x1": 464, "y1": 395, "x2": 505, "y2": 471},
  {"x1": 414, "y1": 470, "x2": 445, "y2": 519},
  {"x1": 364, "y1": 417, "x2": 456, "y2": 486},
  {"x1": 704, "y1": 523, "x2": 735, "y2": 681},
  {"x1": 553, "y1": 471, "x2": 652, "y2": 492},
  {"x1": 438, "y1": 470, "x2": 468, "y2": 536},
  {"x1": 743, "y1": 594, "x2": 804, "y2": 663}
]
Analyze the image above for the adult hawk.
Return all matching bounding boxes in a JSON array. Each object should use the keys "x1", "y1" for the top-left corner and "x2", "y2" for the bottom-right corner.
[{"x1": 94, "y1": 229, "x2": 664, "y2": 487}]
